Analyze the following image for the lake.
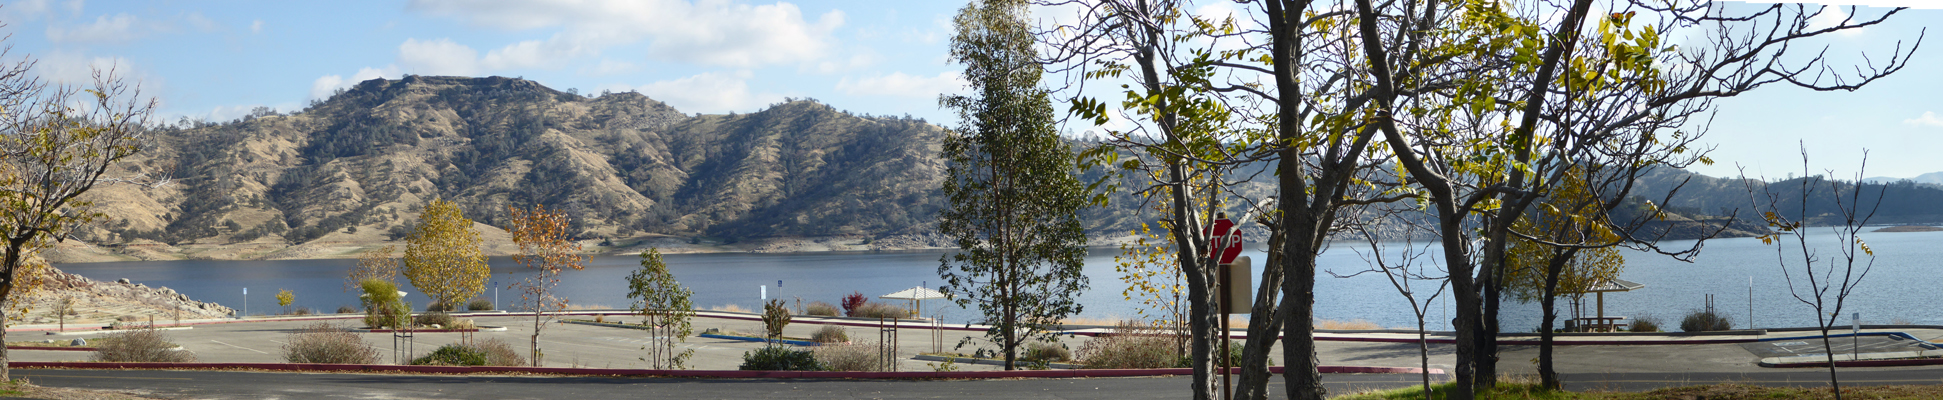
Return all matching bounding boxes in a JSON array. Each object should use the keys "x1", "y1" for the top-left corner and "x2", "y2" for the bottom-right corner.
[{"x1": 53, "y1": 228, "x2": 1943, "y2": 330}]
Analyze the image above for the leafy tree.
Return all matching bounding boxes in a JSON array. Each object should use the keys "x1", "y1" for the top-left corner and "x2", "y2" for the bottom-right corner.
[
  {"x1": 402, "y1": 198, "x2": 487, "y2": 316},
  {"x1": 505, "y1": 204, "x2": 586, "y2": 367},
  {"x1": 627, "y1": 248, "x2": 694, "y2": 369},
  {"x1": 761, "y1": 299, "x2": 791, "y2": 341},
  {"x1": 1500, "y1": 167, "x2": 1625, "y2": 389},
  {"x1": 936, "y1": 0, "x2": 1091, "y2": 371},
  {"x1": 359, "y1": 279, "x2": 410, "y2": 331},
  {"x1": 276, "y1": 289, "x2": 296, "y2": 314},
  {"x1": 0, "y1": 59, "x2": 156, "y2": 381}
]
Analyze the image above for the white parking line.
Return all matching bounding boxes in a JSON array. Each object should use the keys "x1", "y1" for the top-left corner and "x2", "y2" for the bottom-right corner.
[{"x1": 208, "y1": 340, "x2": 269, "y2": 354}]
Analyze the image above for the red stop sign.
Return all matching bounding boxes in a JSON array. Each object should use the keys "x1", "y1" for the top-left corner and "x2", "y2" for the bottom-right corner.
[{"x1": 1206, "y1": 218, "x2": 1243, "y2": 265}]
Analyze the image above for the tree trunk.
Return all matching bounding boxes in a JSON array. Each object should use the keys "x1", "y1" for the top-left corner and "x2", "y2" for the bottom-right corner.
[
  {"x1": 1234, "y1": 226, "x2": 1287, "y2": 400},
  {"x1": 1821, "y1": 327, "x2": 1843, "y2": 400},
  {"x1": 1279, "y1": 214, "x2": 1325, "y2": 400},
  {"x1": 1539, "y1": 259, "x2": 1564, "y2": 390}
]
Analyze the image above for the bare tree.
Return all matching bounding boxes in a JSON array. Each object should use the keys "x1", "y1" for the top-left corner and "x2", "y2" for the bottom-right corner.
[{"x1": 1741, "y1": 147, "x2": 1883, "y2": 400}]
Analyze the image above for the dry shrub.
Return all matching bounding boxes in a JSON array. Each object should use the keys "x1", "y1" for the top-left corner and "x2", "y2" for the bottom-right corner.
[
  {"x1": 448, "y1": 318, "x2": 477, "y2": 330},
  {"x1": 466, "y1": 298, "x2": 494, "y2": 311},
  {"x1": 335, "y1": 305, "x2": 358, "y2": 314},
  {"x1": 282, "y1": 323, "x2": 378, "y2": 364},
  {"x1": 816, "y1": 342, "x2": 884, "y2": 372},
  {"x1": 1024, "y1": 341, "x2": 1072, "y2": 363},
  {"x1": 1076, "y1": 322, "x2": 1180, "y2": 369},
  {"x1": 811, "y1": 325, "x2": 849, "y2": 343},
  {"x1": 709, "y1": 304, "x2": 750, "y2": 313},
  {"x1": 804, "y1": 301, "x2": 840, "y2": 317},
  {"x1": 1630, "y1": 315, "x2": 1663, "y2": 332},
  {"x1": 1316, "y1": 319, "x2": 1381, "y2": 330},
  {"x1": 413, "y1": 312, "x2": 454, "y2": 328},
  {"x1": 475, "y1": 338, "x2": 526, "y2": 366},
  {"x1": 852, "y1": 302, "x2": 908, "y2": 319},
  {"x1": 1680, "y1": 310, "x2": 1732, "y2": 332},
  {"x1": 93, "y1": 327, "x2": 196, "y2": 363}
]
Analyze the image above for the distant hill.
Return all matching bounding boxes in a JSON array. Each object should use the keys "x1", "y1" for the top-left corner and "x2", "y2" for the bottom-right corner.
[
  {"x1": 1633, "y1": 167, "x2": 1943, "y2": 227},
  {"x1": 1864, "y1": 171, "x2": 1943, "y2": 187},
  {"x1": 60, "y1": 76, "x2": 975, "y2": 261}
]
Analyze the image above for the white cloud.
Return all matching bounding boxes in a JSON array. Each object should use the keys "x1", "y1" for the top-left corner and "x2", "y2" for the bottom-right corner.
[
  {"x1": 581, "y1": 59, "x2": 637, "y2": 76},
  {"x1": 408, "y1": 0, "x2": 846, "y2": 68},
  {"x1": 835, "y1": 71, "x2": 963, "y2": 99},
  {"x1": 601, "y1": 71, "x2": 783, "y2": 114},
  {"x1": 251, "y1": 20, "x2": 263, "y2": 34},
  {"x1": 185, "y1": 12, "x2": 218, "y2": 32},
  {"x1": 46, "y1": 13, "x2": 150, "y2": 43},
  {"x1": 1905, "y1": 111, "x2": 1943, "y2": 128},
  {"x1": 397, "y1": 38, "x2": 481, "y2": 76},
  {"x1": 35, "y1": 51, "x2": 134, "y2": 83},
  {"x1": 310, "y1": 67, "x2": 398, "y2": 100}
]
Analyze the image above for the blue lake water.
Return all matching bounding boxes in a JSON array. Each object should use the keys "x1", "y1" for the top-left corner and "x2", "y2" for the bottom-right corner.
[{"x1": 52, "y1": 228, "x2": 1943, "y2": 330}]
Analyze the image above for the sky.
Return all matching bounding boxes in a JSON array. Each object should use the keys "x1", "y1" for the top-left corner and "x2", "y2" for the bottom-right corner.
[{"x1": 0, "y1": 0, "x2": 1937, "y2": 179}]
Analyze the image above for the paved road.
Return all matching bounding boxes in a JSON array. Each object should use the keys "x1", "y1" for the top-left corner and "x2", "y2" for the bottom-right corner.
[
  {"x1": 17, "y1": 367, "x2": 1943, "y2": 399},
  {"x1": 13, "y1": 369, "x2": 1418, "y2": 399}
]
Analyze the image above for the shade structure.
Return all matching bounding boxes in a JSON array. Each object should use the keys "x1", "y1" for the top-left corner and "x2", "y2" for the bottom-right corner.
[
  {"x1": 881, "y1": 287, "x2": 947, "y2": 319},
  {"x1": 1586, "y1": 278, "x2": 1644, "y2": 331}
]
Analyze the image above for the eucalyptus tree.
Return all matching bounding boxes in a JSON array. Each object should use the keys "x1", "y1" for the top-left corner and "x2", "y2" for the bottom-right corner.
[{"x1": 936, "y1": 0, "x2": 1093, "y2": 371}]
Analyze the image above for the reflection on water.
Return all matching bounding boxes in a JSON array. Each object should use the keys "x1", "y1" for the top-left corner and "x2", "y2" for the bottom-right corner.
[{"x1": 53, "y1": 228, "x2": 1943, "y2": 329}]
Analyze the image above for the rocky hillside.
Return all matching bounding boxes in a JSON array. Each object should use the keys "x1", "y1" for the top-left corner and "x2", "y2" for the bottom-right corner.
[{"x1": 57, "y1": 76, "x2": 958, "y2": 261}]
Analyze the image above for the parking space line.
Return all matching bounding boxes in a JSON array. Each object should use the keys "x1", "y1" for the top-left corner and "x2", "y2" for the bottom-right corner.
[{"x1": 208, "y1": 340, "x2": 269, "y2": 354}]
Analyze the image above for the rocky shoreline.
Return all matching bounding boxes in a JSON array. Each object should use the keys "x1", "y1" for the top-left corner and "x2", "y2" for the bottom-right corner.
[{"x1": 8, "y1": 267, "x2": 236, "y2": 326}]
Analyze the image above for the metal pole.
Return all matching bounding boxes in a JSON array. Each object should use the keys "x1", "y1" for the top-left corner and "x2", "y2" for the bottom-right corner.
[
  {"x1": 1219, "y1": 263, "x2": 1231, "y2": 400},
  {"x1": 1748, "y1": 276, "x2": 1754, "y2": 329}
]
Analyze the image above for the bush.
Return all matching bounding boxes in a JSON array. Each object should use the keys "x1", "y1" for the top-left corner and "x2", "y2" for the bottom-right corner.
[
  {"x1": 811, "y1": 325, "x2": 849, "y2": 343},
  {"x1": 335, "y1": 305, "x2": 358, "y2": 314},
  {"x1": 852, "y1": 302, "x2": 908, "y2": 320},
  {"x1": 426, "y1": 301, "x2": 456, "y2": 312},
  {"x1": 408, "y1": 339, "x2": 526, "y2": 366},
  {"x1": 467, "y1": 298, "x2": 494, "y2": 311},
  {"x1": 804, "y1": 301, "x2": 840, "y2": 317},
  {"x1": 412, "y1": 344, "x2": 487, "y2": 366},
  {"x1": 1630, "y1": 315, "x2": 1662, "y2": 333},
  {"x1": 414, "y1": 312, "x2": 454, "y2": 328},
  {"x1": 1076, "y1": 322, "x2": 1180, "y2": 369},
  {"x1": 740, "y1": 346, "x2": 824, "y2": 371},
  {"x1": 816, "y1": 342, "x2": 883, "y2": 372},
  {"x1": 1680, "y1": 310, "x2": 1733, "y2": 332},
  {"x1": 360, "y1": 279, "x2": 410, "y2": 329},
  {"x1": 1023, "y1": 341, "x2": 1072, "y2": 363},
  {"x1": 282, "y1": 323, "x2": 379, "y2": 364},
  {"x1": 474, "y1": 338, "x2": 526, "y2": 366},
  {"x1": 292, "y1": 307, "x2": 313, "y2": 316},
  {"x1": 93, "y1": 327, "x2": 196, "y2": 363},
  {"x1": 840, "y1": 292, "x2": 867, "y2": 317}
]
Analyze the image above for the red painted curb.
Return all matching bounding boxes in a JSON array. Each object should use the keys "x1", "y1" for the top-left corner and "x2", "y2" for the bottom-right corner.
[
  {"x1": 10, "y1": 362, "x2": 1440, "y2": 378},
  {"x1": 1316, "y1": 336, "x2": 1759, "y2": 346}
]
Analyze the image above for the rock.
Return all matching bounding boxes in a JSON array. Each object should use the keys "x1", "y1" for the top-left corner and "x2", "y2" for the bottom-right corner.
[
  {"x1": 69, "y1": 338, "x2": 86, "y2": 346},
  {"x1": 116, "y1": 278, "x2": 130, "y2": 284}
]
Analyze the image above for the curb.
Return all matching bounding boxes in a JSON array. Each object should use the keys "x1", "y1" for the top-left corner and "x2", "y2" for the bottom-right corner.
[
  {"x1": 9, "y1": 362, "x2": 1441, "y2": 378},
  {"x1": 697, "y1": 333, "x2": 820, "y2": 347},
  {"x1": 6, "y1": 346, "x2": 95, "y2": 352}
]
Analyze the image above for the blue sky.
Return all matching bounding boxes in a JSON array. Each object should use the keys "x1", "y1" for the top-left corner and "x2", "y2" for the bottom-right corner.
[{"x1": 0, "y1": 0, "x2": 1937, "y2": 179}]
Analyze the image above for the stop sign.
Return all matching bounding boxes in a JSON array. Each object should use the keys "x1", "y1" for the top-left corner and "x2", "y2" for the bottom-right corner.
[{"x1": 1207, "y1": 218, "x2": 1243, "y2": 265}]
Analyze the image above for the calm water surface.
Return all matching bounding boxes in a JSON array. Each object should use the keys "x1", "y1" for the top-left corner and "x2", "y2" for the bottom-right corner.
[{"x1": 53, "y1": 228, "x2": 1943, "y2": 329}]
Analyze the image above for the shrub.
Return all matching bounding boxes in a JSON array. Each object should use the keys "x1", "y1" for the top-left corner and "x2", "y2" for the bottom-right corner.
[
  {"x1": 292, "y1": 307, "x2": 313, "y2": 316},
  {"x1": 408, "y1": 339, "x2": 525, "y2": 366},
  {"x1": 336, "y1": 305, "x2": 358, "y2": 314},
  {"x1": 816, "y1": 342, "x2": 884, "y2": 372},
  {"x1": 1076, "y1": 322, "x2": 1180, "y2": 369},
  {"x1": 762, "y1": 299, "x2": 791, "y2": 339},
  {"x1": 412, "y1": 344, "x2": 487, "y2": 366},
  {"x1": 852, "y1": 302, "x2": 908, "y2": 320},
  {"x1": 282, "y1": 323, "x2": 379, "y2": 364},
  {"x1": 1023, "y1": 341, "x2": 1072, "y2": 363},
  {"x1": 1680, "y1": 310, "x2": 1733, "y2": 332},
  {"x1": 740, "y1": 346, "x2": 824, "y2": 371},
  {"x1": 811, "y1": 325, "x2": 849, "y2": 343},
  {"x1": 93, "y1": 327, "x2": 196, "y2": 363},
  {"x1": 474, "y1": 338, "x2": 526, "y2": 366},
  {"x1": 467, "y1": 298, "x2": 494, "y2": 311},
  {"x1": 840, "y1": 292, "x2": 867, "y2": 317},
  {"x1": 804, "y1": 301, "x2": 840, "y2": 317},
  {"x1": 360, "y1": 279, "x2": 410, "y2": 329},
  {"x1": 414, "y1": 312, "x2": 454, "y2": 328},
  {"x1": 1630, "y1": 315, "x2": 1662, "y2": 333},
  {"x1": 426, "y1": 301, "x2": 457, "y2": 312}
]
